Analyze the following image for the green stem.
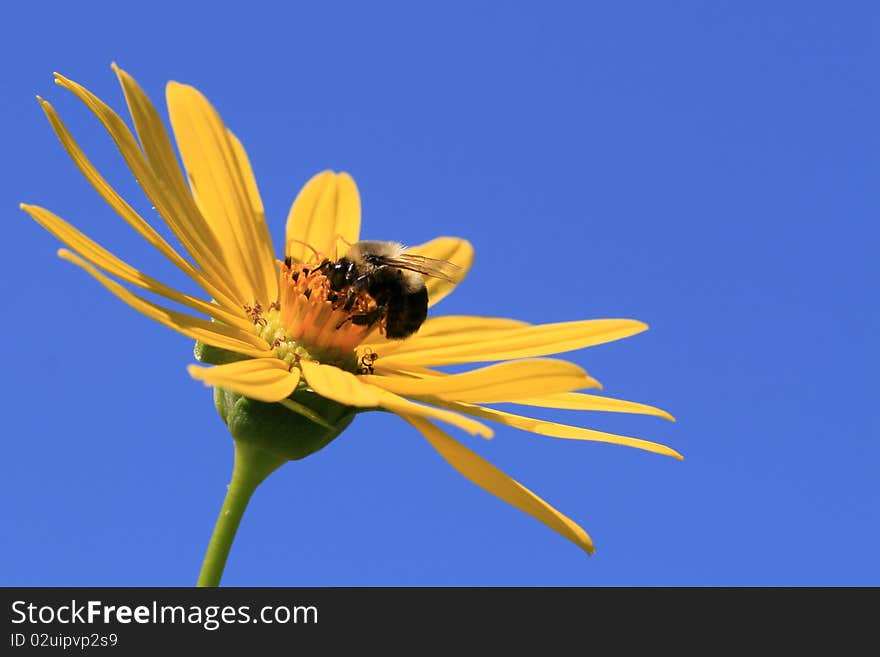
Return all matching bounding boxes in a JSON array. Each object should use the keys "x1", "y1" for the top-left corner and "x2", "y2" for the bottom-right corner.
[{"x1": 197, "y1": 440, "x2": 286, "y2": 587}]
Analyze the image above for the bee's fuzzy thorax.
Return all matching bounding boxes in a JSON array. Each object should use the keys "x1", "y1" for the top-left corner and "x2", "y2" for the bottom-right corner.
[{"x1": 345, "y1": 240, "x2": 405, "y2": 262}]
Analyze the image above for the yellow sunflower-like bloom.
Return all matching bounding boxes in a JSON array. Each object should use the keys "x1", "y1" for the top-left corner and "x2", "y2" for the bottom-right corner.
[{"x1": 22, "y1": 65, "x2": 680, "y2": 570}]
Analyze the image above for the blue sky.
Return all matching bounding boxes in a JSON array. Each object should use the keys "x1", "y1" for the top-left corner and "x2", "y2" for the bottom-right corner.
[{"x1": 2, "y1": 1, "x2": 877, "y2": 585}]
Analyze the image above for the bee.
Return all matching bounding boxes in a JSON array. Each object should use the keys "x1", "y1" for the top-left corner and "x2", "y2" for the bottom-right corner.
[{"x1": 317, "y1": 240, "x2": 459, "y2": 339}]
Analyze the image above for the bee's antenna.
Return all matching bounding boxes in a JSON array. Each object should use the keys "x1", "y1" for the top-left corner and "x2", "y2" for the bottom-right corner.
[
  {"x1": 334, "y1": 233, "x2": 354, "y2": 259},
  {"x1": 286, "y1": 238, "x2": 322, "y2": 263}
]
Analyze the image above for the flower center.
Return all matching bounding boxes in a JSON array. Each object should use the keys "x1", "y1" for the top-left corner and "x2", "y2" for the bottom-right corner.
[
  {"x1": 278, "y1": 257, "x2": 382, "y2": 360},
  {"x1": 241, "y1": 254, "x2": 387, "y2": 372},
  {"x1": 245, "y1": 303, "x2": 314, "y2": 366}
]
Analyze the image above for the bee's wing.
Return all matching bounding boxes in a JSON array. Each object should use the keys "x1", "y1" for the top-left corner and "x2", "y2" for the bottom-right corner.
[{"x1": 375, "y1": 253, "x2": 461, "y2": 283}]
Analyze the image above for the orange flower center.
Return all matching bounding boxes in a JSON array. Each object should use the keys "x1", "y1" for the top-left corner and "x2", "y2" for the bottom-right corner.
[{"x1": 274, "y1": 256, "x2": 384, "y2": 365}]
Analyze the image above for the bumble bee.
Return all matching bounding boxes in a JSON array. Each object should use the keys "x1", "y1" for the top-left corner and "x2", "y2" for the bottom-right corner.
[{"x1": 317, "y1": 240, "x2": 459, "y2": 339}]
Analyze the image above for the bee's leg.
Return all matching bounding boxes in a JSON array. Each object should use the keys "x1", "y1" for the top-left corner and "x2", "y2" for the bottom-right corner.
[
  {"x1": 343, "y1": 288, "x2": 358, "y2": 312},
  {"x1": 351, "y1": 273, "x2": 372, "y2": 290},
  {"x1": 335, "y1": 307, "x2": 381, "y2": 330},
  {"x1": 342, "y1": 273, "x2": 373, "y2": 311},
  {"x1": 349, "y1": 308, "x2": 384, "y2": 328}
]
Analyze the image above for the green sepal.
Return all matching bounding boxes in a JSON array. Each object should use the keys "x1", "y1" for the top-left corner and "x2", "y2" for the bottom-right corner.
[
  {"x1": 196, "y1": 340, "x2": 362, "y2": 460},
  {"x1": 213, "y1": 386, "x2": 357, "y2": 462},
  {"x1": 194, "y1": 340, "x2": 251, "y2": 366}
]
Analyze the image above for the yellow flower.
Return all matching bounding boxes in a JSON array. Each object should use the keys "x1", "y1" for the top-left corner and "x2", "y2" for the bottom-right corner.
[{"x1": 22, "y1": 65, "x2": 680, "y2": 557}]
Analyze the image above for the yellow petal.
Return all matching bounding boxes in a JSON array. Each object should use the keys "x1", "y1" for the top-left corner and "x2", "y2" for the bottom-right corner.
[
  {"x1": 109, "y1": 67, "x2": 240, "y2": 298},
  {"x1": 166, "y1": 81, "x2": 276, "y2": 304},
  {"x1": 227, "y1": 129, "x2": 278, "y2": 300},
  {"x1": 370, "y1": 389, "x2": 494, "y2": 438},
  {"x1": 300, "y1": 361, "x2": 492, "y2": 437},
  {"x1": 21, "y1": 204, "x2": 253, "y2": 331},
  {"x1": 300, "y1": 360, "x2": 382, "y2": 406},
  {"x1": 372, "y1": 360, "x2": 602, "y2": 390},
  {"x1": 377, "y1": 319, "x2": 649, "y2": 367},
  {"x1": 285, "y1": 171, "x2": 361, "y2": 262},
  {"x1": 36, "y1": 97, "x2": 239, "y2": 310},
  {"x1": 403, "y1": 415, "x2": 594, "y2": 554},
  {"x1": 513, "y1": 392, "x2": 676, "y2": 422},
  {"x1": 227, "y1": 131, "x2": 266, "y2": 223},
  {"x1": 361, "y1": 358, "x2": 598, "y2": 403},
  {"x1": 58, "y1": 249, "x2": 273, "y2": 358},
  {"x1": 363, "y1": 314, "x2": 527, "y2": 352},
  {"x1": 111, "y1": 64, "x2": 195, "y2": 207},
  {"x1": 55, "y1": 70, "x2": 242, "y2": 306},
  {"x1": 188, "y1": 359, "x2": 301, "y2": 403},
  {"x1": 415, "y1": 315, "x2": 529, "y2": 337},
  {"x1": 433, "y1": 400, "x2": 683, "y2": 459},
  {"x1": 405, "y1": 237, "x2": 474, "y2": 307}
]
